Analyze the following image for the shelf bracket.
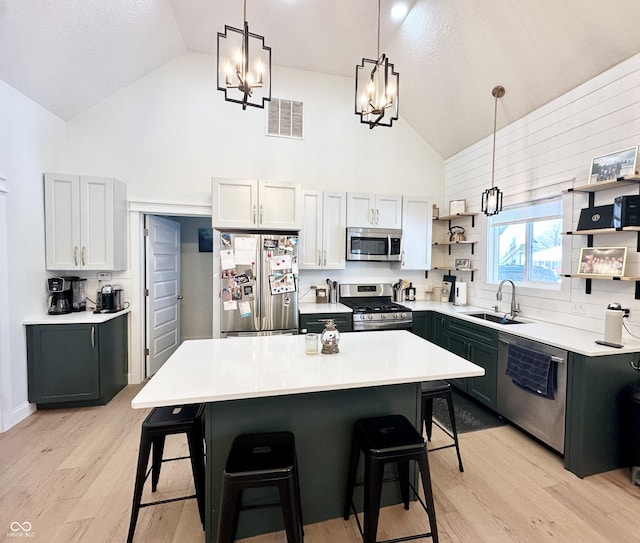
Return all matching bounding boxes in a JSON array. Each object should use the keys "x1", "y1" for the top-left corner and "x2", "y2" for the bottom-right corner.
[
  {"x1": 586, "y1": 278, "x2": 592, "y2": 295},
  {"x1": 471, "y1": 215, "x2": 475, "y2": 228},
  {"x1": 636, "y1": 281, "x2": 640, "y2": 300}
]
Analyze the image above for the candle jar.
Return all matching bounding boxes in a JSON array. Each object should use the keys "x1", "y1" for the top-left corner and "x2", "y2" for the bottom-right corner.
[
  {"x1": 305, "y1": 333, "x2": 319, "y2": 355},
  {"x1": 320, "y1": 319, "x2": 340, "y2": 354}
]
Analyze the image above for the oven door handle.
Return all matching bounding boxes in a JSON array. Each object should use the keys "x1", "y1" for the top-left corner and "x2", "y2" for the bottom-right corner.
[{"x1": 499, "y1": 338, "x2": 564, "y2": 364}]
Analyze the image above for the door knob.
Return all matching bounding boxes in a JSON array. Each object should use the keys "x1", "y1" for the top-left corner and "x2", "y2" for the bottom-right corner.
[{"x1": 177, "y1": 295, "x2": 183, "y2": 300}]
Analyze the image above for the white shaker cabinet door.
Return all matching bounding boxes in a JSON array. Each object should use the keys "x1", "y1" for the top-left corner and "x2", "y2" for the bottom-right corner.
[
  {"x1": 212, "y1": 178, "x2": 259, "y2": 229},
  {"x1": 375, "y1": 194, "x2": 403, "y2": 229},
  {"x1": 45, "y1": 173, "x2": 82, "y2": 270},
  {"x1": 397, "y1": 196, "x2": 432, "y2": 270},
  {"x1": 258, "y1": 180, "x2": 301, "y2": 230},
  {"x1": 346, "y1": 192, "x2": 376, "y2": 227},
  {"x1": 322, "y1": 191, "x2": 346, "y2": 269},
  {"x1": 299, "y1": 190, "x2": 323, "y2": 269}
]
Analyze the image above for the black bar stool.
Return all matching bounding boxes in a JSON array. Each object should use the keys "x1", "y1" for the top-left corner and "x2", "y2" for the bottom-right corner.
[
  {"x1": 421, "y1": 380, "x2": 464, "y2": 472},
  {"x1": 127, "y1": 403, "x2": 206, "y2": 543},
  {"x1": 217, "y1": 431, "x2": 304, "y2": 543},
  {"x1": 343, "y1": 414, "x2": 438, "y2": 543}
]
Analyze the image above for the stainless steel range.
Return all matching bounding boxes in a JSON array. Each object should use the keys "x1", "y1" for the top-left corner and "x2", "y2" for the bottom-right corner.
[{"x1": 339, "y1": 283, "x2": 412, "y2": 331}]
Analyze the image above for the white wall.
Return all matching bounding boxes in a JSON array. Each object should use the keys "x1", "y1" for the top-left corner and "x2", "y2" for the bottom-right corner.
[
  {"x1": 60, "y1": 52, "x2": 445, "y2": 380},
  {"x1": 0, "y1": 80, "x2": 66, "y2": 431},
  {"x1": 443, "y1": 53, "x2": 640, "y2": 336}
]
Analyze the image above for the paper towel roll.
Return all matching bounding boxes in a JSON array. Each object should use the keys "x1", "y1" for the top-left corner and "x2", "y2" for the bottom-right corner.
[{"x1": 604, "y1": 307, "x2": 623, "y2": 345}]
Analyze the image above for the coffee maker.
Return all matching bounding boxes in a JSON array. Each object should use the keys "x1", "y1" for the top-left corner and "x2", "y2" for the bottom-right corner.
[
  {"x1": 95, "y1": 284, "x2": 124, "y2": 313},
  {"x1": 47, "y1": 277, "x2": 72, "y2": 315},
  {"x1": 63, "y1": 276, "x2": 87, "y2": 311}
]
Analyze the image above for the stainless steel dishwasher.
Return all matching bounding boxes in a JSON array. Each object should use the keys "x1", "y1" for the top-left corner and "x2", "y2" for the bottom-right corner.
[{"x1": 497, "y1": 333, "x2": 568, "y2": 454}]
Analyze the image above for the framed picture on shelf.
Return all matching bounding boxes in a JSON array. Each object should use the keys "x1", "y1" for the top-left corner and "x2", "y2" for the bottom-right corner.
[
  {"x1": 577, "y1": 246, "x2": 627, "y2": 276},
  {"x1": 454, "y1": 258, "x2": 471, "y2": 269},
  {"x1": 448, "y1": 199, "x2": 466, "y2": 215},
  {"x1": 589, "y1": 146, "x2": 638, "y2": 183}
]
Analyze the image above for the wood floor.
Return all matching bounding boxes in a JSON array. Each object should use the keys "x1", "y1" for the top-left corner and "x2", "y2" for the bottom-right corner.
[{"x1": 1, "y1": 384, "x2": 639, "y2": 542}]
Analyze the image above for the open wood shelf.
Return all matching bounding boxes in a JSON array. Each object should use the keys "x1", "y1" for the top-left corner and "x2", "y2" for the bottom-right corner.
[
  {"x1": 564, "y1": 226, "x2": 640, "y2": 235},
  {"x1": 562, "y1": 274, "x2": 640, "y2": 281},
  {"x1": 432, "y1": 241, "x2": 476, "y2": 246},
  {"x1": 431, "y1": 267, "x2": 477, "y2": 281},
  {"x1": 434, "y1": 212, "x2": 478, "y2": 221},
  {"x1": 563, "y1": 176, "x2": 640, "y2": 194}
]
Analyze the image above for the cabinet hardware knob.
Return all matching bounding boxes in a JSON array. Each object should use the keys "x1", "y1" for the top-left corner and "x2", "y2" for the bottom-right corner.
[
  {"x1": 74, "y1": 246, "x2": 78, "y2": 266},
  {"x1": 631, "y1": 360, "x2": 640, "y2": 371}
]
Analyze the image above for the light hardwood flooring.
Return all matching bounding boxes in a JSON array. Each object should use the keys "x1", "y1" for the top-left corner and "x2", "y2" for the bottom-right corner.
[{"x1": 1, "y1": 384, "x2": 639, "y2": 542}]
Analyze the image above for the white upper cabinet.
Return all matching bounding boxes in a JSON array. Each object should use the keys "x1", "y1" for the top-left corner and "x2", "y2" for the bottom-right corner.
[
  {"x1": 394, "y1": 196, "x2": 432, "y2": 270},
  {"x1": 212, "y1": 178, "x2": 301, "y2": 230},
  {"x1": 299, "y1": 190, "x2": 347, "y2": 269},
  {"x1": 346, "y1": 192, "x2": 402, "y2": 228},
  {"x1": 44, "y1": 173, "x2": 127, "y2": 271}
]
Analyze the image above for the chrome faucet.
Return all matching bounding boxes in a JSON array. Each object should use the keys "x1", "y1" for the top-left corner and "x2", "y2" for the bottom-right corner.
[{"x1": 496, "y1": 279, "x2": 520, "y2": 319}]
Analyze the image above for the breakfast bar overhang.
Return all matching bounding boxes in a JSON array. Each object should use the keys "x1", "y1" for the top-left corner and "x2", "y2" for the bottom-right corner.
[{"x1": 132, "y1": 330, "x2": 484, "y2": 542}]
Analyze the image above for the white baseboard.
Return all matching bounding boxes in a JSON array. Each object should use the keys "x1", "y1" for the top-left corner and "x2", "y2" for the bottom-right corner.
[{"x1": 1, "y1": 401, "x2": 36, "y2": 433}]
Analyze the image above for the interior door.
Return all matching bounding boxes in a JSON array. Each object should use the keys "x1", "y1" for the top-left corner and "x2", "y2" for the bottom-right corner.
[{"x1": 145, "y1": 215, "x2": 181, "y2": 376}]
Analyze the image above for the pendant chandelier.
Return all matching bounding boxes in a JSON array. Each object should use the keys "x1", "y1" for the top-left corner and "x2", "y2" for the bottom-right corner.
[
  {"x1": 217, "y1": 0, "x2": 271, "y2": 110},
  {"x1": 355, "y1": 0, "x2": 399, "y2": 129},
  {"x1": 481, "y1": 85, "x2": 505, "y2": 216}
]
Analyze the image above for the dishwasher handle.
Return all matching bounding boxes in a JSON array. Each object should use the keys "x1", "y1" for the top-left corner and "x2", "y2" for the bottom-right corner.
[{"x1": 499, "y1": 338, "x2": 565, "y2": 364}]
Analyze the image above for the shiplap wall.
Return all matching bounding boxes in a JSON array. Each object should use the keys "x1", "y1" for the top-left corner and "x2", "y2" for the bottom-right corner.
[{"x1": 441, "y1": 53, "x2": 640, "y2": 336}]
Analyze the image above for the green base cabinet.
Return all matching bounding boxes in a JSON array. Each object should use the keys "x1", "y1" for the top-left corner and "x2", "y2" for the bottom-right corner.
[
  {"x1": 447, "y1": 317, "x2": 498, "y2": 408},
  {"x1": 26, "y1": 314, "x2": 128, "y2": 408},
  {"x1": 299, "y1": 312, "x2": 352, "y2": 334},
  {"x1": 411, "y1": 311, "x2": 431, "y2": 340},
  {"x1": 565, "y1": 351, "x2": 640, "y2": 478}
]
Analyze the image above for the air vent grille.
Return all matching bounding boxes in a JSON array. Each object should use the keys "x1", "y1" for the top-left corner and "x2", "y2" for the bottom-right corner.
[{"x1": 267, "y1": 98, "x2": 303, "y2": 139}]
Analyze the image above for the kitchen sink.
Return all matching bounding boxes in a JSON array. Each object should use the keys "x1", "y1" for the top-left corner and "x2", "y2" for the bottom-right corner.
[{"x1": 463, "y1": 312, "x2": 528, "y2": 325}]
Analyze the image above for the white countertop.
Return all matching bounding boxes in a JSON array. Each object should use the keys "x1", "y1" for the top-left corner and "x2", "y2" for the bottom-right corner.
[
  {"x1": 299, "y1": 302, "x2": 352, "y2": 314},
  {"x1": 131, "y1": 330, "x2": 484, "y2": 409},
  {"x1": 403, "y1": 301, "x2": 640, "y2": 356},
  {"x1": 22, "y1": 308, "x2": 130, "y2": 325}
]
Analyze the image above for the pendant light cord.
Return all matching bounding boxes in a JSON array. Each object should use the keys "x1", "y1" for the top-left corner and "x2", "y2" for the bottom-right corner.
[
  {"x1": 491, "y1": 92, "x2": 498, "y2": 189},
  {"x1": 377, "y1": 0, "x2": 381, "y2": 61}
]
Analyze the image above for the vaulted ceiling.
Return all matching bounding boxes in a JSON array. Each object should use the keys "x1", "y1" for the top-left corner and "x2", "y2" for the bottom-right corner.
[{"x1": 2, "y1": 0, "x2": 640, "y2": 158}]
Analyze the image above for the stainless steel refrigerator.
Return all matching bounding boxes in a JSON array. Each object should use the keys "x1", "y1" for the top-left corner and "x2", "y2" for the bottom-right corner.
[{"x1": 219, "y1": 232, "x2": 299, "y2": 336}]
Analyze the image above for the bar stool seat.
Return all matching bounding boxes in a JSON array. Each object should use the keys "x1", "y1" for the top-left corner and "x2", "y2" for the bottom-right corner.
[
  {"x1": 217, "y1": 431, "x2": 304, "y2": 543},
  {"x1": 127, "y1": 403, "x2": 206, "y2": 543},
  {"x1": 421, "y1": 380, "x2": 464, "y2": 472},
  {"x1": 343, "y1": 414, "x2": 438, "y2": 543}
]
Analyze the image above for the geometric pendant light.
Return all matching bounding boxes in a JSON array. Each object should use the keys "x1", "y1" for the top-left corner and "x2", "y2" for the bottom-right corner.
[
  {"x1": 217, "y1": 0, "x2": 272, "y2": 110},
  {"x1": 481, "y1": 85, "x2": 505, "y2": 216},
  {"x1": 355, "y1": 0, "x2": 400, "y2": 128}
]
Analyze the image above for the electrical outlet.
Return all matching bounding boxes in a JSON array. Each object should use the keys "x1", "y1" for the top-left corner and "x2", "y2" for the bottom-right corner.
[
  {"x1": 97, "y1": 272, "x2": 111, "y2": 281},
  {"x1": 572, "y1": 302, "x2": 586, "y2": 314}
]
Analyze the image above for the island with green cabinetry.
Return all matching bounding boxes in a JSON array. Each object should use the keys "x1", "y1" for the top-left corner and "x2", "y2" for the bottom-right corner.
[
  {"x1": 131, "y1": 331, "x2": 484, "y2": 542},
  {"x1": 24, "y1": 310, "x2": 129, "y2": 408},
  {"x1": 409, "y1": 304, "x2": 640, "y2": 478}
]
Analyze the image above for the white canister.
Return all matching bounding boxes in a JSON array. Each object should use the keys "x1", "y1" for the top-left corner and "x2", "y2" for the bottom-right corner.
[
  {"x1": 454, "y1": 282, "x2": 467, "y2": 306},
  {"x1": 604, "y1": 303, "x2": 623, "y2": 345}
]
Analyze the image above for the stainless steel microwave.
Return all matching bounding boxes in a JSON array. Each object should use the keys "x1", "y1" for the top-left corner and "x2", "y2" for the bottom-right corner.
[{"x1": 346, "y1": 227, "x2": 402, "y2": 262}]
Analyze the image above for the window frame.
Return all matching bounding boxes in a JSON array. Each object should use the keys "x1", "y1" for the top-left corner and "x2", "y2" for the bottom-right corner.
[{"x1": 487, "y1": 197, "x2": 565, "y2": 290}]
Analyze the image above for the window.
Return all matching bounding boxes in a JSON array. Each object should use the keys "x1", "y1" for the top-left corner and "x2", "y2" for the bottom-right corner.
[{"x1": 487, "y1": 197, "x2": 563, "y2": 286}]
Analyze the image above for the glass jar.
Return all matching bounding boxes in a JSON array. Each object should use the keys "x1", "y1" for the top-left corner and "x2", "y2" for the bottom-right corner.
[
  {"x1": 320, "y1": 319, "x2": 340, "y2": 354},
  {"x1": 305, "y1": 333, "x2": 319, "y2": 355}
]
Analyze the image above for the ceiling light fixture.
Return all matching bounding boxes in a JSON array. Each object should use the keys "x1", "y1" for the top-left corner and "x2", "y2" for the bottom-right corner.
[
  {"x1": 217, "y1": 0, "x2": 271, "y2": 110},
  {"x1": 355, "y1": 0, "x2": 400, "y2": 129},
  {"x1": 481, "y1": 85, "x2": 506, "y2": 216}
]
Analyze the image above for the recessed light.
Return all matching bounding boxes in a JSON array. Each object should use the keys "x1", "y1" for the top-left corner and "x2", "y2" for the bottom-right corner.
[{"x1": 390, "y1": 2, "x2": 408, "y2": 20}]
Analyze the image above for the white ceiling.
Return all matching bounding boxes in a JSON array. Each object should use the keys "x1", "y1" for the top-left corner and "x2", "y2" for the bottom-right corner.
[{"x1": 2, "y1": 0, "x2": 640, "y2": 158}]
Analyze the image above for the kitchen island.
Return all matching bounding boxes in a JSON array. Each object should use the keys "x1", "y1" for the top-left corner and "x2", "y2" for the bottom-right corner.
[{"x1": 131, "y1": 330, "x2": 484, "y2": 542}]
